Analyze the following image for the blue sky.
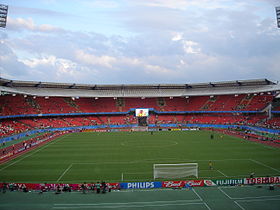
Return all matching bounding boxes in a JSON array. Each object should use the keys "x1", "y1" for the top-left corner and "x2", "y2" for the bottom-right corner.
[{"x1": 0, "y1": 0, "x2": 280, "y2": 84}]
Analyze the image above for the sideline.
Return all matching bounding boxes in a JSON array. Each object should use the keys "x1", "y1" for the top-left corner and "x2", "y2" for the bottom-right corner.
[{"x1": 0, "y1": 133, "x2": 69, "y2": 171}]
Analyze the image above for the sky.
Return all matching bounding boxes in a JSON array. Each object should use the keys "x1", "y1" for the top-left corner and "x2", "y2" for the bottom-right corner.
[{"x1": 0, "y1": 0, "x2": 280, "y2": 84}]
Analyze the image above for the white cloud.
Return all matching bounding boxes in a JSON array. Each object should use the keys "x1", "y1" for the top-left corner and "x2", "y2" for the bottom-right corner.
[
  {"x1": 75, "y1": 49, "x2": 144, "y2": 68},
  {"x1": 182, "y1": 41, "x2": 201, "y2": 54},
  {"x1": 7, "y1": 17, "x2": 64, "y2": 32},
  {"x1": 75, "y1": 50, "x2": 116, "y2": 68},
  {"x1": 128, "y1": 0, "x2": 249, "y2": 11},
  {"x1": 172, "y1": 33, "x2": 183, "y2": 41},
  {"x1": 21, "y1": 55, "x2": 56, "y2": 68},
  {"x1": 83, "y1": 0, "x2": 120, "y2": 8},
  {"x1": 1, "y1": 0, "x2": 280, "y2": 84}
]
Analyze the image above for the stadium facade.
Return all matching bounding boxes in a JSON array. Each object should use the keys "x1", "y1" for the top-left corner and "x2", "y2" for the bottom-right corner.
[
  {"x1": 0, "y1": 77, "x2": 279, "y2": 98},
  {"x1": 0, "y1": 77, "x2": 280, "y2": 143}
]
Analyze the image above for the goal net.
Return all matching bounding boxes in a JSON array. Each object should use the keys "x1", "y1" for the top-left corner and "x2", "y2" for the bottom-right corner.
[{"x1": 153, "y1": 163, "x2": 198, "y2": 179}]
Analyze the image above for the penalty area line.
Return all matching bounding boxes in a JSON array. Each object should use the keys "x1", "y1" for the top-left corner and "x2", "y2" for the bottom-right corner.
[
  {"x1": 57, "y1": 164, "x2": 73, "y2": 182},
  {"x1": 0, "y1": 134, "x2": 68, "y2": 172},
  {"x1": 250, "y1": 159, "x2": 280, "y2": 173},
  {"x1": 217, "y1": 170, "x2": 228, "y2": 177},
  {"x1": 192, "y1": 189, "x2": 211, "y2": 210}
]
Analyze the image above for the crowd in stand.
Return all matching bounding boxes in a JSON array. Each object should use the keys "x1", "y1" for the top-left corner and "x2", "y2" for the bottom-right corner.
[
  {"x1": 1, "y1": 94, "x2": 276, "y2": 115},
  {"x1": 1, "y1": 182, "x2": 113, "y2": 194},
  {"x1": 0, "y1": 94, "x2": 279, "y2": 137}
]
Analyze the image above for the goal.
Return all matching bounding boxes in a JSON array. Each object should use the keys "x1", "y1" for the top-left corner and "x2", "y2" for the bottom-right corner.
[{"x1": 153, "y1": 163, "x2": 198, "y2": 179}]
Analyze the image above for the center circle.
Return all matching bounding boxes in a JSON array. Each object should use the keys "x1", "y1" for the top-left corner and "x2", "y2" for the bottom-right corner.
[{"x1": 121, "y1": 139, "x2": 178, "y2": 147}]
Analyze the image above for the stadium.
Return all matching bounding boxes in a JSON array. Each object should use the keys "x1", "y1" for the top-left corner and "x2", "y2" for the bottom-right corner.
[
  {"x1": 1, "y1": 77, "x2": 280, "y2": 208},
  {"x1": 1, "y1": 1, "x2": 280, "y2": 209}
]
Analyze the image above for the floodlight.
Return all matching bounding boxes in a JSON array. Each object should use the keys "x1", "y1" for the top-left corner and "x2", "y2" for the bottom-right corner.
[
  {"x1": 0, "y1": 4, "x2": 8, "y2": 28},
  {"x1": 276, "y1": 6, "x2": 280, "y2": 28}
]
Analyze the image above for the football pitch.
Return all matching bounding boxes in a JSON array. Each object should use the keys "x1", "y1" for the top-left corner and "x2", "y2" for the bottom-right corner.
[{"x1": 0, "y1": 130, "x2": 280, "y2": 183}]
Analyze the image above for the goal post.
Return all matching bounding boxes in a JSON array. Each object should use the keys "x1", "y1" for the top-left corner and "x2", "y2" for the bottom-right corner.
[{"x1": 153, "y1": 163, "x2": 198, "y2": 179}]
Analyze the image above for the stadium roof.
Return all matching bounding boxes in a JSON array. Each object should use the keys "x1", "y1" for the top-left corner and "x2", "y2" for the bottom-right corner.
[{"x1": 0, "y1": 77, "x2": 279, "y2": 98}]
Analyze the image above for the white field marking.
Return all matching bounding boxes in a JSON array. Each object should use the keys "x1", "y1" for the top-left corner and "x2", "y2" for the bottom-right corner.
[
  {"x1": 71, "y1": 158, "x2": 251, "y2": 165},
  {"x1": 218, "y1": 187, "x2": 280, "y2": 200},
  {"x1": 121, "y1": 171, "x2": 151, "y2": 175},
  {"x1": 200, "y1": 173, "x2": 279, "y2": 179},
  {"x1": 53, "y1": 203, "x2": 205, "y2": 209},
  {"x1": 56, "y1": 164, "x2": 73, "y2": 182},
  {"x1": 192, "y1": 189, "x2": 211, "y2": 210},
  {"x1": 71, "y1": 157, "x2": 180, "y2": 165},
  {"x1": 61, "y1": 172, "x2": 280, "y2": 183},
  {"x1": 243, "y1": 139, "x2": 279, "y2": 150},
  {"x1": 236, "y1": 198, "x2": 280, "y2": 202},
  {"x1": 234, "y1": 201, "x2": 246, "y2": 210},
  {"x1": 223, "y1": 173, "x2": 279, "y2": 178},
  {"x1": 59, "y1": 176, "x2": 240, "y2": 183},
  {"x1": 233, "y1": 195, "x2": 280, "y2": 200},
  {"x1": 192, "y1": 189, "x2": 203, "y2": 201},
  {"x1": 120, "y1": 140, "x2": 178, "y2": 147},
  {"x1": 0, "y1": 134, "x2": 68, "y2": 172},
  {"x1": 54, "y1": 200, "x2": 200, "y2": 206},
  {"x1": 200, "y1": 169, "x2": 228, "y2": 177},
  {"x1": 250, "y1": 159, "x2": 280, "y2": 173},
  {"x1": 166, "y1": 158, "x2": 251, "y2": 163},
  {"x1": 220, "y1": 184, "x2": 279, "y2": 189},
  {"x1": 109, "y1": 188, "x2": 194, "y2": 193},
  {"x1": 121, "y1": 171, "x2": 151, "y2": 181},
  {"x1": 217, "y1": 170, "x2": 228, "y2": 177},
  {"x1": 131, "y1": 157, "x2": 179, "y2": 163},
  {"x1": 54, "y1": 199, "x2": 203, "y2": 205},
  {"x1": 203, "y1": 202, "x2": 212, "y2": 210},
  {"x1": 218, "y1": 187, "x2": 233, "y2": 199}
]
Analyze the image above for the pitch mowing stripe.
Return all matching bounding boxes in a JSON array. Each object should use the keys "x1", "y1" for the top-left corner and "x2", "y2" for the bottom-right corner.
[
  {"x1": 233, "y1": 195, "x2": 280, "y2": 200},
  {"x1": 218, "y1": 187, "x2": 280, "y2": 200},
  {"x1": 236, "y1": 198, "x2": 280, "y2": 202},
  {"x1": 57, "y1": 163, "x2": 73, "y2": 182},
  {"x1": 190, "y1": 189, "x2": 212, "y2": 210},
  {"x1": 7, "y1": 172, "x2": 280, "y2": 183},
  {"x1": 70, "y1": 158, "x2": 252, "y2": 165},
  {"x1": 52, "y1": 203, "x2": 205, "y2": 209},
  {"x1": 218, "y1": 187, "x2": 233, "y2": 199},
  {"x1": 249, "y1": 159, "x2": 280, "y2": 173},
  {"x1": 0, "y1": 134, "x2": 69, "y2": 171},
  {"x1": 53, "y1": 199, "x2": 206, "y2": 209},
  {"x1": 217, "y1": 170, "x2": 228, "y2": 177},
  {"x1": 54, "y1": 199, "x2": 202, "y2": 205},
  {"x1": 234, "y1": 201, "x2": 246, "y2": 210}
]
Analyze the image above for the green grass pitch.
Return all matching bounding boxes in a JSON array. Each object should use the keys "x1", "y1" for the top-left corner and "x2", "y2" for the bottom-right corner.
[{"x1": 0, "y1": 130, "x2": 280, "y2": 183}]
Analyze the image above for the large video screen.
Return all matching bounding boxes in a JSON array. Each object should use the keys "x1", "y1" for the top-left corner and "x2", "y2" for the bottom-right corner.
[{"x1": 135, "y1": 108, "x2": 149, "y2": 117}]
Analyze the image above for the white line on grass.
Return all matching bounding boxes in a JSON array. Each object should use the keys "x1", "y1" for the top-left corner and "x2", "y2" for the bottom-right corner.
[
  {"x1": 220, "y1": 185, "x2": 280, "y2": 190},
  {"x1": 218, "y1": 187, "x2": 246, "y2": 210},
  {"x1": 243, "y1": 139, "x2": 279, "y2": 150},
  {"x1": 218, "y1": 186, "x2": 280, "y2": 208},
  {"x1": 250, "y1": 159, "x2": 280, "y2": 173},
  {"x1": 109, "y1": 189, "x2": 200, "y2": 193},
  {"x1": 192, "y1": 189, "x2": 212, "y2": 210},
  {"x1": 56, "y1": 164, "x2": 73, "y2": 182},
  {"x1": 203, "y1": 202, "x2": 212, "y2": 210},
  {"x1": 217, "y1": 170, "x2": 228, "y2": 177},
  {"x1": 237, "y1": 198, "x2": 280, "y2": 202},
  {"x1": 166, "y1": 158, "x2": 251, "y2": 163},
  {"x1": 192, "y1": 189, "x2": 203, "y2": 201},
  {"x1": 54, "y1": 200, "x2": 203, "y2": 205},
  {"x1": 234, "y1": 201, "x2": 246, "y2": 210},
  {"x1": 53, "y1": 203, "x2": 205, "y2": 209},
  {"x1": 120, "y1": 140, "x2": 178, "y2": 148},
  {"x1": 233, "y1": 195, "x2": 280, "y2": 200},
  {"x1": 218, "y1": 187, "x2": 233, "y2": 199},
  {"x1": 0, "y1": 134, "x2": 68, "y2": 172},
  {"x1": 71, "y1": 158, "x2": 251, "y2": 166}
]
